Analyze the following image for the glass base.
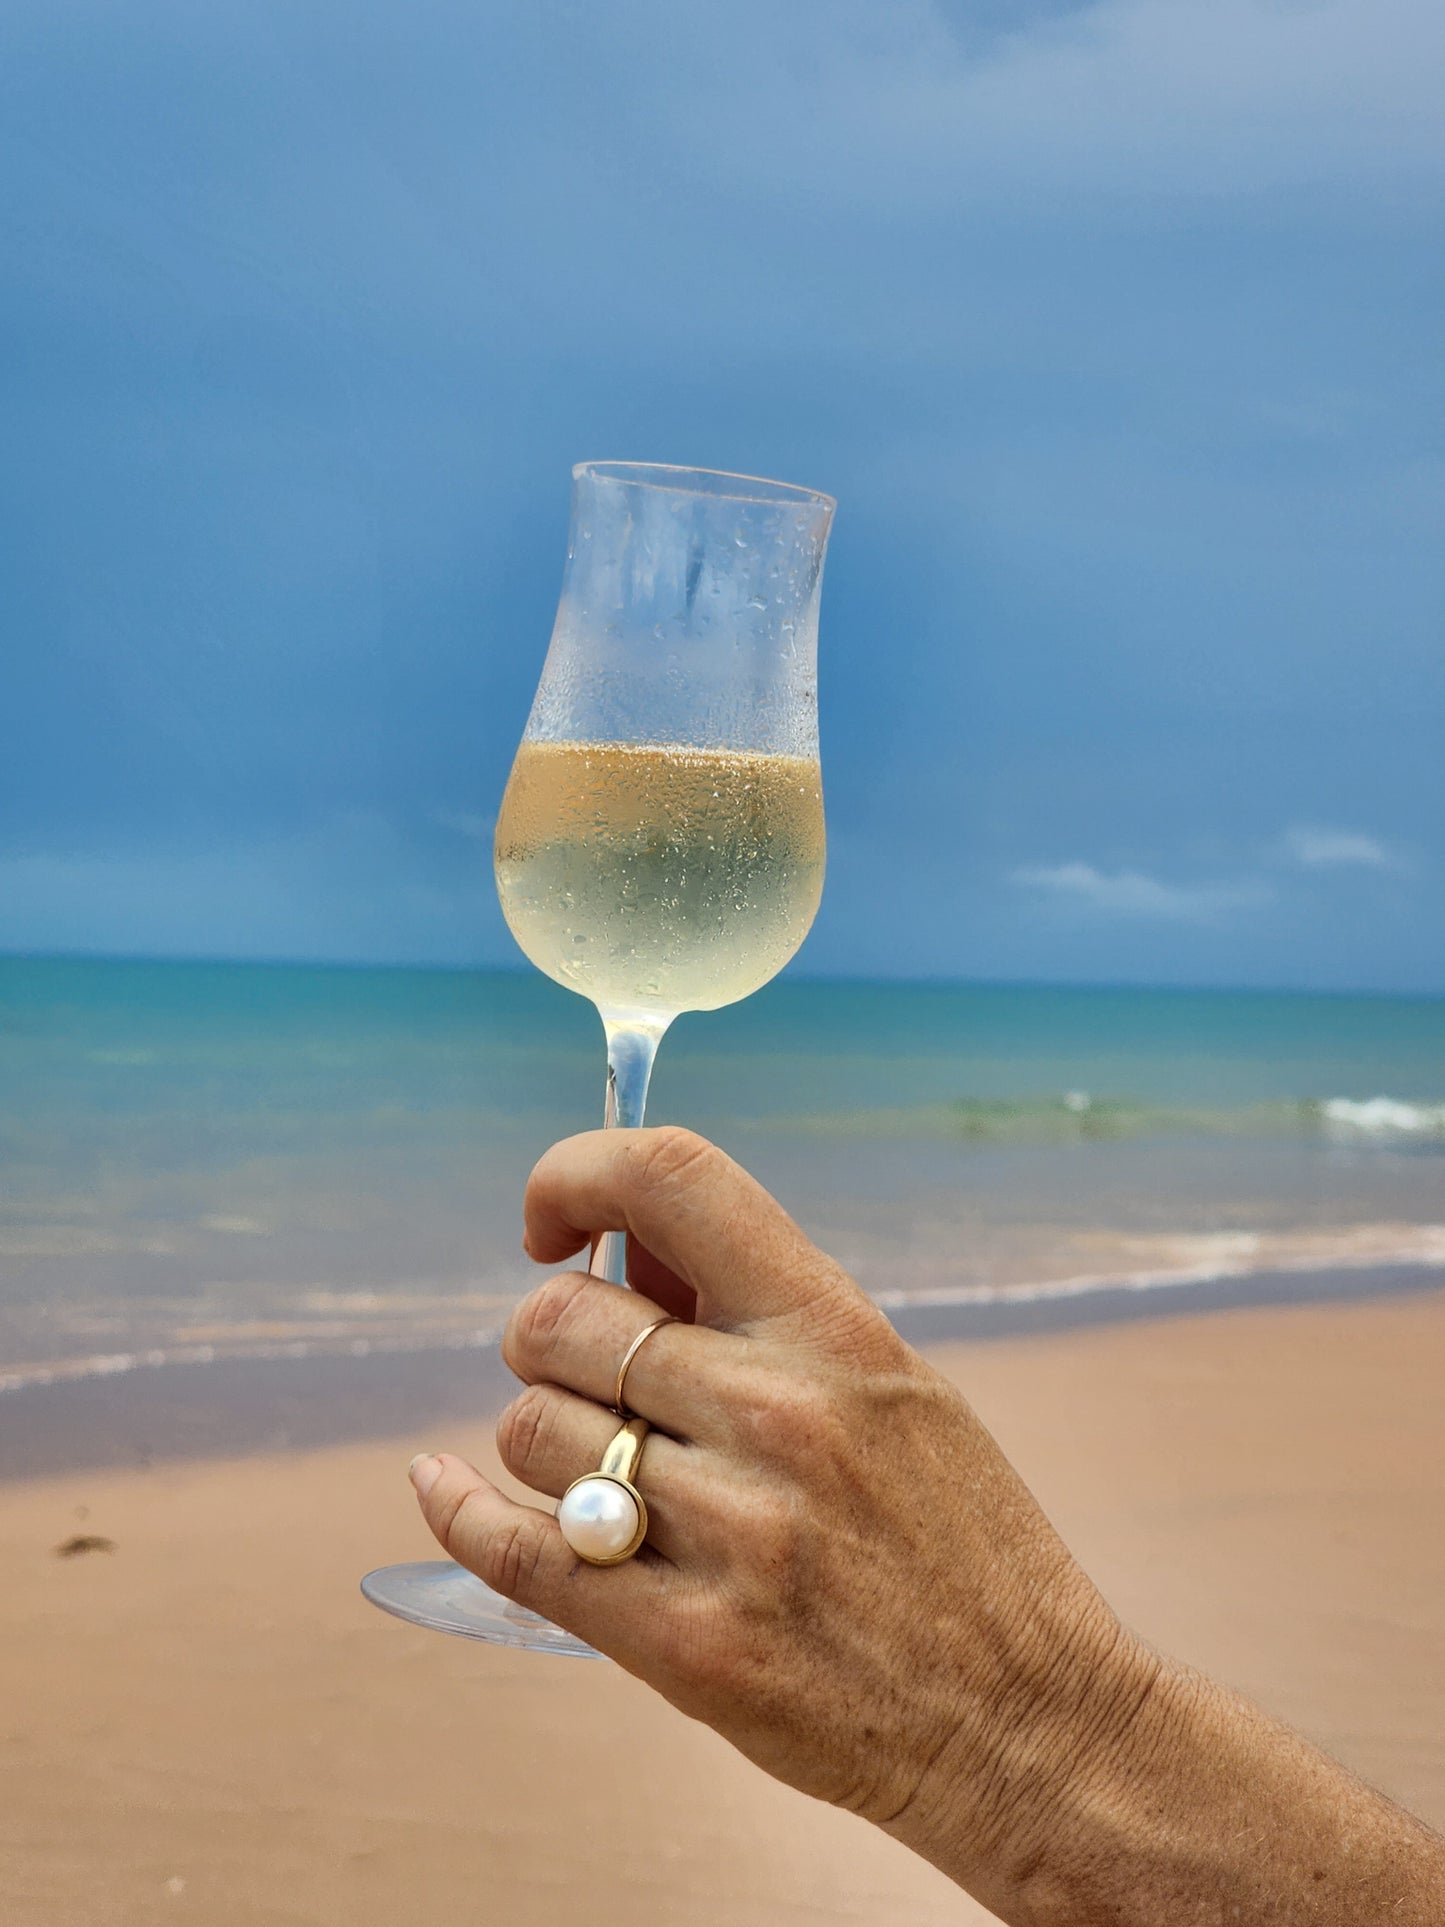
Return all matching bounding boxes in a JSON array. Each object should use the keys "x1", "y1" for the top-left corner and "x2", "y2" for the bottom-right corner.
[{"x1": 360, "y1": 1560, "x2": 603, "y2": 1658}]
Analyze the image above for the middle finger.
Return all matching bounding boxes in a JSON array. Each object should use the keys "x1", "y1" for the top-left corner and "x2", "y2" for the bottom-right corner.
[{"x1": 503, "y1": 1272, "x2": 749, "y2": 1445}]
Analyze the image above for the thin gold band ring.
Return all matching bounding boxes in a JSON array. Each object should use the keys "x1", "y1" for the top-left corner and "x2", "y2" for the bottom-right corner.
[{"x1": 613, "y1": 1315, "x2": 678, "y2": 1419}]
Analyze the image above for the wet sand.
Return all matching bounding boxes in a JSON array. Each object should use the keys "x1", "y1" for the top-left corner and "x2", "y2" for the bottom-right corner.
[
  {"x1": 2, "y1": 1286, "x2": 1442, "y2": 1925},
  {"x1": 5, "y1": 1258, "x2": 1443, "y2": 1483}
]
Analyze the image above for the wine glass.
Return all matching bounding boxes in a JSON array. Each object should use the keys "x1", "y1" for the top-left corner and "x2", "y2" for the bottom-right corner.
[{"x1": 362, "y1": 461, "x2": 834, "y2": 1655}]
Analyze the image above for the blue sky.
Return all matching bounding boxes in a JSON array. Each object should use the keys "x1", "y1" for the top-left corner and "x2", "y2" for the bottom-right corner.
[{"x1": 2, "y1": 0, "x2": 1442, "y2": 991}]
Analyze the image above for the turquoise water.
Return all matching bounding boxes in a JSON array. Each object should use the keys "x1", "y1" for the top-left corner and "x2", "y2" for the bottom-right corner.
[{"x1": 2, "y1": 956, "x2": 1443, "y2": 1385}]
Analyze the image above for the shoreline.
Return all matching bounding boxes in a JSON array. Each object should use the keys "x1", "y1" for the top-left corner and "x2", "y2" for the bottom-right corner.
[
  {"x1": 2, "y1": 1283, "x2": 1441, "y2": 1924},
  {"x1": 4, "y1": 1255, "x2": 1443, "y2": 1483}
]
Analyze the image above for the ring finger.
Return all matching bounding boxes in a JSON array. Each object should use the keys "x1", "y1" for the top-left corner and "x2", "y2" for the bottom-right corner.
[{"x1": 497, "y1": 1380, "x2": 718, "y2": 1566}]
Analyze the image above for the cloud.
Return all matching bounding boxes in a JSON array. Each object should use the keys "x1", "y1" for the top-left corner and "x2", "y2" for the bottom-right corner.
[
  {"x1": 1011, "y1": 861, "x2": 1268, "y2": 921},
  {"x1": 2, "y1": 0, "x2": 1441, "y2": 992},
  {"x1": 620, "y1": 0, "x2": 1445, "y2": 222},
  {"x1": 1279, "y1": 826, "x2": 1401, "y2": 870}
]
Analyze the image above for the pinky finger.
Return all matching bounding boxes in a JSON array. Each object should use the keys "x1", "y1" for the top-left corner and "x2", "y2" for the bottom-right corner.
[{"x1": 407, "y1": 1451, "x2": 667, "y2": 1647}]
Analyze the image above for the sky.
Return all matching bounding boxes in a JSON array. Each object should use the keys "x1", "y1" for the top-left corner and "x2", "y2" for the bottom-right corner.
[{"x1": 2, "y1": 0, "x2": 1442, "y2": 992}]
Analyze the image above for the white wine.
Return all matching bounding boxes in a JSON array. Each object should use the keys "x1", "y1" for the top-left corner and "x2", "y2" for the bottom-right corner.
[{"x1": 494, "y1": 740, "x2": 825, "y2": 1020}]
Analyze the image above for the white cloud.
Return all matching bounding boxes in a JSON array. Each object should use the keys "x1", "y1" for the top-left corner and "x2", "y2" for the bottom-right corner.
[
  {"x1": 1280, "y1": 826, "x2": 1400, "y2": 870},
  {"x1": 1011, "y1": 861, "x2": 1268, "y2": 921}
]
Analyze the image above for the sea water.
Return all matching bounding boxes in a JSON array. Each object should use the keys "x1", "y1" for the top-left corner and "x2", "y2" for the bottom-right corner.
[{"x1": 2, "y1": 956, "x2": 1442, "y2": 1388}]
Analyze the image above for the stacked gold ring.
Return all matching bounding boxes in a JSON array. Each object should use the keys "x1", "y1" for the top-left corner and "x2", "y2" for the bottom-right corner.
[
  {"x1": 613, "y1": 1314, "x2": 678, "y2": 1418},
  {"x1": 554, "y1": 1316, "x2": 678, "y2": 1567}
]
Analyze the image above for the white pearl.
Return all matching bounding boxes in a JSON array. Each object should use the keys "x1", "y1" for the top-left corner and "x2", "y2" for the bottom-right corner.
[{"x1": 557, "y1": 1478, "x2": 640, "y2": 1561}]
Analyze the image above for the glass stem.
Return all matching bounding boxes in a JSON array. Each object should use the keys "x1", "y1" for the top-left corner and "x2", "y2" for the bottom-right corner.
[{"x1": 592, "y1": 1014, "x2": 668, "y2": 1287}]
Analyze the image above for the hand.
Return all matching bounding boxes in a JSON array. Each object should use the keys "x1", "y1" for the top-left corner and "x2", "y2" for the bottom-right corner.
[{"x1": 407, "y1": 1127, "x2": 1154, "y2": 1916}]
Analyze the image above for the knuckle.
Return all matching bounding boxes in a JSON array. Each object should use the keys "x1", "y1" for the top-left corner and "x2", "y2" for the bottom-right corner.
[
  {"x1": 626, "y1": 1125, "x2": 716, "y2": 1199},
  {"x1": 801, "y1": 1279, "x2": 899, "y2": 1360},
  {"x1": 739, "y1": 1374, "x2": 839, "y2": 1465},
  {"x1": 477, "y1": 1510, "x2": 550, "y2": 1600},
  {"x1": 496, "y1": 1382, "x2": 555, "y2": 1479},
  {"x1": 510, "y1": 1269, "x2": 589, "y2": 1364}
]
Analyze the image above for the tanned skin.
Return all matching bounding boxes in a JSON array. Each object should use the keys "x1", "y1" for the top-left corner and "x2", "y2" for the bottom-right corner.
[{"x1": 409, "y1": 1127, "x2": 1445, "y2": 1925}]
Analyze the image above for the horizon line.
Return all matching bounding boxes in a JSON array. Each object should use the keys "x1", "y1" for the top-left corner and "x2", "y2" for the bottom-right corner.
[{"x1": 1, "y1": 946, "x2": 1442, "y2": 1005}]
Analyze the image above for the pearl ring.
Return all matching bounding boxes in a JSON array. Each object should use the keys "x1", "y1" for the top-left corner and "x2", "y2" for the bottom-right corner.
[{"x1": 557, "y1": 1416, "x2": 652, "y2": 1565}]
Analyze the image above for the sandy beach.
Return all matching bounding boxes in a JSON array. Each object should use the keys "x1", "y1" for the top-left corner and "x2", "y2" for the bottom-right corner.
[{"x1": 2, "y1": 1285, "x2": 1442, "y2": 1926}]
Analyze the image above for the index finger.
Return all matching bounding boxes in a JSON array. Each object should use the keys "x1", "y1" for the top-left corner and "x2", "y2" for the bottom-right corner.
[{"x1": 523, "y1": 1127, "x2": 863, "y2": 1328}]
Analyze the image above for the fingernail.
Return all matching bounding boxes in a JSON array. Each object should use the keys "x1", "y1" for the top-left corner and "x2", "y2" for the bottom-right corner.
[{"x1": 408, "y1": 1452, "x2": 442, "y2": 1497}]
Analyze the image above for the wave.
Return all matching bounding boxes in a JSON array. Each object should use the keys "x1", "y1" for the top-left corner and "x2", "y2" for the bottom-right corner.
[
  {"x1": 5, "y1": 1222, "x2": 1444, "y2": 1397},
  {"x1": 771, "y1": 1093, "x2": 1445, "y2": 1145},
  {"x1": 870, "y1": 1224, "x2": 1445, "y2": 1311},
  {"x1": 0, "y1": 1322, "x2": 507, "y2": 1398},
  {"x1": 1318, "y1": 1097, "x2": 1445, "y2": 1137}
]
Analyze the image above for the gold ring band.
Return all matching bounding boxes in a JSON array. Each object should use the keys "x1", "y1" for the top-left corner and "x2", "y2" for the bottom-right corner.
[
  {"x1": 557, "y1": 1417, "x2": 650, "y2": 1566},
  {"x1": 598, "y1": 1414, "x2": 649, "y2": 1485},
  {"x1": 613, "y1": 1315, "x2": 678, "y2": 1419}
]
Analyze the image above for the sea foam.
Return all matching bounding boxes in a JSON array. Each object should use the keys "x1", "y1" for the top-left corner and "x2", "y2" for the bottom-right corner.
[{"x1": 1320, "y1": 1096, "x2": 1445, "y2": 1136}]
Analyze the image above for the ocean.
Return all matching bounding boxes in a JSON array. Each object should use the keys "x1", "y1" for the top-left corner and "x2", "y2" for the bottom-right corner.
[{"x1": 2, "y1": 955, "x2": 1443, "y2": 1396}]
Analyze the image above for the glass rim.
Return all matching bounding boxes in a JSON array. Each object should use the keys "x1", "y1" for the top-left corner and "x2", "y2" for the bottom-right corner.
[{"x1": 573, "y1": 460, "x2": 835, "y2": 512}]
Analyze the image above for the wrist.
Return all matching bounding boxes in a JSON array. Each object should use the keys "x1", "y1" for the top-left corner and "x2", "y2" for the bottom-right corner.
[
  {"x1": 990, "y1": 1619, "x2": 1186, "y2": 1922},
  {"x1": 883, "y1": 1575, "x2": 1180, "y2": 1921}
]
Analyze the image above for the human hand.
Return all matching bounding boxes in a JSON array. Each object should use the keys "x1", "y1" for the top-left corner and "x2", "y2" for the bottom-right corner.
[{"x1": 407, "y1": 1127, "x2": 1154, "y2": 1916}]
